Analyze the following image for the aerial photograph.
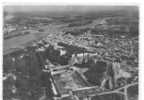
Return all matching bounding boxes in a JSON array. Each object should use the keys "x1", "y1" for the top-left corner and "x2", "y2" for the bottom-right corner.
[{"x1": 3, "y1": 5, "x2": 138, "y2": 100}]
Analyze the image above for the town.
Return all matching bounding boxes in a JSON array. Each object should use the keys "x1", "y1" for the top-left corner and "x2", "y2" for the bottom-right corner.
[{"x1": 3, "y1": 6, "x2": 138, "y2": 100}]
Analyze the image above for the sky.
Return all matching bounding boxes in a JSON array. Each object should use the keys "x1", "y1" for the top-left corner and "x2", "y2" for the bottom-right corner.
[{"x1": 4, "y1": 5, "x2": 138, "y2": 13}]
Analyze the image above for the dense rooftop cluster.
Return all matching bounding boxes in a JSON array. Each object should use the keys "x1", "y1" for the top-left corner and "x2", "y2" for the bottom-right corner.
[{"x1": 3, "y1": 12, "x2": 138, "y2": 100}]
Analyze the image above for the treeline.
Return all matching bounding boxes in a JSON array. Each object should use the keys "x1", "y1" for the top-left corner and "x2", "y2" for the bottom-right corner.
[
  {"x1": 64, "y1": 28, "x2": 90, "y2": 36},
  {"x1": 68, "y1": 20, "x2": 92, "y2": 27}
]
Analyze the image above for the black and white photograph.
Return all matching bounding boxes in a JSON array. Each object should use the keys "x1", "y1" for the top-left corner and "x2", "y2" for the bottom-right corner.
[{"x1": 3, "y1": 5, "x2": 139, "y2": 100}]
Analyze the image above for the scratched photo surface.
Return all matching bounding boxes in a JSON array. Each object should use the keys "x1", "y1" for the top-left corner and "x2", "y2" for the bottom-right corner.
[{"x1": 3, "y1": 5, "x2": 138, "y2": 100}]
